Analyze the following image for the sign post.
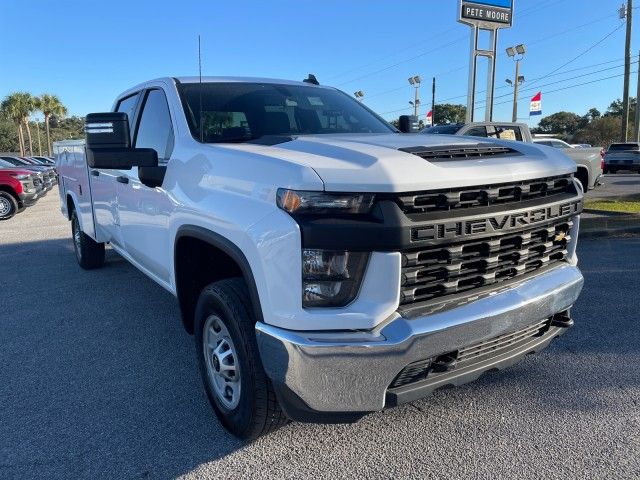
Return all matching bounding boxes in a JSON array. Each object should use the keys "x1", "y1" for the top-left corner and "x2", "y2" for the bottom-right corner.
[{"x1": 458, "y1": 0, "x2": 514, "y2": 123}]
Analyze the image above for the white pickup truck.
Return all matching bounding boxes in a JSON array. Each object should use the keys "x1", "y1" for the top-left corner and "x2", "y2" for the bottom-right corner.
[{"x1": 56, "y1": 76, "x2": 584, "y2": 439}]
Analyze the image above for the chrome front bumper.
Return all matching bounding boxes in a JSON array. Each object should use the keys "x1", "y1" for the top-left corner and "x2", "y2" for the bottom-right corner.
[{"x1": 255, "y1": 264, "x2": 584, "y2": 416}]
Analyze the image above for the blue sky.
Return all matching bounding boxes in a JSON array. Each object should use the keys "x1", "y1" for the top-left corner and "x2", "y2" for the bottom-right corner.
[{"x1": 0, "y1": 0, "x2": 635, "y2": 126}]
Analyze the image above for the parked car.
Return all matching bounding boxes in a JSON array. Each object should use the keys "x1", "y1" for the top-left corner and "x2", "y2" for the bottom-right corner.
[
  {"x1": 571, "y1": 144, "x2": 592, "y2": 148},
  {"x1": 603, "y1": 142, "x2": 640, "y2": 173},
  {"x1": 29, "y1": 156, "x2": 56, "y2": 166},
  {"x1": 421, "y1": 123, "x2": 602, "y2": 191},
  {"x1": 0, "y1": 168, "x2": 40, "y2": 219},
  {"x1": 56, "y1": 76, "x2": 584, "y2": 439},
  {"x1": 0, "y1": 156, "x2": 56, "y2": 190}
]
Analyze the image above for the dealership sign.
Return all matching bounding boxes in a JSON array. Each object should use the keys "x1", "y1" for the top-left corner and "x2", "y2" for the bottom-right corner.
[{"x1": 459, "y1": 0, "x2": 514, "y2": 28}]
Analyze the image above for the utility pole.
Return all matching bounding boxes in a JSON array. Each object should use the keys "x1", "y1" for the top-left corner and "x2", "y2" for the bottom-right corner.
[
  {"x1": 432, "y1": 77, "x2": 436, "y2": 124},
  {"x1": 635, "y1": 50, "x2": 640, "y2": 142},
  {"x1": 621, "y1": 0, "x2": 633, "y2": 141}
]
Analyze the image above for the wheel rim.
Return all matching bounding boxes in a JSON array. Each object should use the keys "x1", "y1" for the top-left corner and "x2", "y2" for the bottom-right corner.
[
  {"x1": 203, "y1": 314, "x2": 241, "y2": 410},
  {"x1": 0, "y1": 196, "x2": 11, "y2": 217},
  {"x1": 72, "y1": 217, "x2": 82, "y2": 260}
]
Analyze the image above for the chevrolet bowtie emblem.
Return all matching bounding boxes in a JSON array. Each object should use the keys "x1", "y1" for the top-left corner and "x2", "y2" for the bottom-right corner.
[{"x1": 555, "y1": 231, "x2": 567, "y2": 242}]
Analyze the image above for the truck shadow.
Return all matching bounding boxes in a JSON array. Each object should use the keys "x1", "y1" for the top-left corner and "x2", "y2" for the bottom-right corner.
[{"x1": 0, "y1": 237, "x2": 638, "y2": 478}]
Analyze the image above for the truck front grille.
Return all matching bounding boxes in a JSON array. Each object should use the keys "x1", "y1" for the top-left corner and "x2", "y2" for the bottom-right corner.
[
  {"x1": 400, "y1": 220, "x2": 572, "y2": 306},
  {"x1": 397, "y1": 175, "x2": 573, "y2": 214}
]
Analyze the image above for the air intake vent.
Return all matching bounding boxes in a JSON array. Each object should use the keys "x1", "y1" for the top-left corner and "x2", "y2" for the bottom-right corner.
[{"x1": 399, "y1": 144, "x2": 518, "y2": 162}]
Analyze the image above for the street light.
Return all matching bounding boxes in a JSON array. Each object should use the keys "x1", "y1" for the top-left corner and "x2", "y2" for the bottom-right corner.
[
  {"x1": 506, "y1": 43, "x2": 526, "y2": 122},
  {"x1": 354, "y1": 91, "x2": 364, "y2": 101},
  {"x1": 408, "y1": 76, "x2": 421, "y2": 116}
]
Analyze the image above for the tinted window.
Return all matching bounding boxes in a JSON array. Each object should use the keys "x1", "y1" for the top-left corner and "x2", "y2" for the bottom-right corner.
[
  {"x1": 177, "y1": 82, "x2": 394, "y2": 142},
  {"x1": 134, "y1": 89, "x2": 174, "y2": 160},
  {"x1": 608, "y1": 143, "x2": 640, "y2": 151},
  {"x1": 115, "y1": 93, "x2": 140, "y2": 125},
  {"x1": 464, "y1": 126, "x2": 487, "y2": 137},
  {"x1": 421, "y1": 124, "x2": 462, "y2": 135}
]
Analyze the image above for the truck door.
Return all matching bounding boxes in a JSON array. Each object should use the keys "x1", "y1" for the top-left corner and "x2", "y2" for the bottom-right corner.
[
  {"x1": 90, "y1": 92, "x2": 141, "y2": 247},
  {"x1": 115, "y1": 88, "x2": 174, "y2": 284}
]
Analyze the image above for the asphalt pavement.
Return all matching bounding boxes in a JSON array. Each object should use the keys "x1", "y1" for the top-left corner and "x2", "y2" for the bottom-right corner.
[
  {"x1": 1, "y1": 192, "x2": 639, "y2": 480},
  {"x1": 586, "y1": 173, "x2": 639, "y2": 200}
]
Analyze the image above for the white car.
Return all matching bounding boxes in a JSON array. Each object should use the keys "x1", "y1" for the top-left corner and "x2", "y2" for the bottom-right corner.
[{"x1": 55, "y1": 76, "x2": 584, "y2": 439}]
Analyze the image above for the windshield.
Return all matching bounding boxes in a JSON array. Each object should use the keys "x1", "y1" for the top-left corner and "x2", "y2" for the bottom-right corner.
[
  {"x1": 421, "y1": 124, "x2": 462, "y2": 135},
  {"x1": 177, "y1": 82, "x2": 395, "y2": 143},
  {"x1": 608, "y1": 143, "x2": 640, "y2": 151}
]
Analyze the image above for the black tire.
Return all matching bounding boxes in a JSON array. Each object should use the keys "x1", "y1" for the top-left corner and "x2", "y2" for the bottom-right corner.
[
  {"x1": 195, "y1": 278, "x2": 288, "y2": 440},
  {"x1": 575, "y1": 169, "x2": 589, "y2": 192},
  {"x1": 71, "y1": 210, "x2": 105, "y2": 269},
  {"x1": 0, "y1": 191, "x2": 18, "y2": 220},
  {"x1": 603, "y1": 167, "x2": 609, "y2": 174}
]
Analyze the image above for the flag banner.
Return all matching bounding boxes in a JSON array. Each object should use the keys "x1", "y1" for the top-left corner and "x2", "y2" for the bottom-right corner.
[
  {"x1": 425, "y1": 110, "x2": 433, "y2": 126},
  {"x1": 530, "y1": 92, "x2": 542, "y2": 116}
]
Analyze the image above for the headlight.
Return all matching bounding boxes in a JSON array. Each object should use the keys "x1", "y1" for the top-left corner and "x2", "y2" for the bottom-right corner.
[
  {"x1": 277, "y1": 189, "x2": 374, "y2": 215},
  {"x1": 10, "y1": 173, "x2": 30, "y2": 180},
  {"x1": 302, "y1": 249, "x2": 369, "y2": 307}
]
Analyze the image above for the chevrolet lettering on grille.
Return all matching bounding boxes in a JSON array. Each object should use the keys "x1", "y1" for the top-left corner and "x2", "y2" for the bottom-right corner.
[{"x1": 412, "y1": 200, "x2": 582, "y2": 242}]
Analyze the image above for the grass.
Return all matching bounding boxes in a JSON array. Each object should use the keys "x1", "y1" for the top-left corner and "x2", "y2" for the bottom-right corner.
[{"x1": 584, "y1": 195, "x2": 640, "y2": 214}]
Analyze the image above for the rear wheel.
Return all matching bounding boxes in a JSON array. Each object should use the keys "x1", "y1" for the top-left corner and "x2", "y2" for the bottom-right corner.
[
  {"x1": 71, "y1": 210, "x2": 105, "y2": 269},
  {"x1": 0, "y1": 192, "x2": 18, "y2": 220},
  {"x1": 195, "y1": 278, "x2": 288, "y2": 440},
  {"x1": 603, "y1": 167, "x2": 609, "y2": 174}
]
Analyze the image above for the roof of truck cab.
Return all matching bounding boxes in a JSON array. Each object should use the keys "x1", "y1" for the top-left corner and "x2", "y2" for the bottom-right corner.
[{"x1": 115, "y1": 76, "x2": 333, "y2": 102}]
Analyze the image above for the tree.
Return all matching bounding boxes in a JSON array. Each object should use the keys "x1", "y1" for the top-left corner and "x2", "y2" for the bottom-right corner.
[
  {"x1": 573, "y1": 116, "x2": 622, "y2": 148},
  {"x1": 37, "y1": 94, "x2": 68, "y2": 155},
  {"x1": 535, "y1": 111, "x2": 582, "y2": 136},
  {"x1": 433, "y1": 103, "x2": 466, "y2": 124},
  {"x1": 0, "y1": 93, "x2": 35, "y2": 155}
]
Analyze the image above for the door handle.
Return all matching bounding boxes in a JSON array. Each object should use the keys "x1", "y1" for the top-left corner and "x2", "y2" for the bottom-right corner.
[
  {"x1": 90, "y1": 170, "x2": 100, "y2": 177},
  {"x1": 116, "y1": 176, "x2": 129, "y2": 184}
]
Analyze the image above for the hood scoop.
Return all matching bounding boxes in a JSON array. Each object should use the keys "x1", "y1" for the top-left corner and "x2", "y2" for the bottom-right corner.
[{"x1": 399, "y1": 143, "x2": 520, "y2": 162}]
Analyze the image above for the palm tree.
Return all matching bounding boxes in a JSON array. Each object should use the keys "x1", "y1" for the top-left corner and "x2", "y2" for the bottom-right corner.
[
  {"x1": 0, "y1": 93, "x2": 31, "y2": 155},
  {"x1": 38, "y1": 94, "x2": 67, "y2": 155}
]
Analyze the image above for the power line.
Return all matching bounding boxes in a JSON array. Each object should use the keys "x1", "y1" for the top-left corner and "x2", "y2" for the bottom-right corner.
[
  {"x1": 474, "y1": 59, "x2": 639, "y2": 107},
  {"x1": 492, "y1": 70, "x2": 638, "y2": 108},
  {"x1": 335, "y1": 36, "x2": 467, "y2": 87},
  {"x1": 365, "y1": 14, "x2": 622, "y2": 104},
  {"x1": 525, "y1": 23, "x2": 625, "y2": 91},
  {"x1": 438, "y1": 57, "x2": 632, "y2": 104}
]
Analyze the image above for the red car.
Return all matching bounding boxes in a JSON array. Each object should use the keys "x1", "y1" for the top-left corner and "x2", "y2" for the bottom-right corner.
[{"x1": 0, "y1": 168, "x2": 40, "y2": 220}]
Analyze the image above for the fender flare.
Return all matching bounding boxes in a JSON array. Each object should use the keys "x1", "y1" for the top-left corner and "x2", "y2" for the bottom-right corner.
[
  {"x1": 174, "y1": 225, "x2": 265, "y2": 325},
  {"x1": 65, "y1": 191, "x2": 85, "y2": 230}
]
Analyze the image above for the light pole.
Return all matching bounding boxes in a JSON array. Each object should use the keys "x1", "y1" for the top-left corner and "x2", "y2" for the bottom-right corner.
[
  {"x1": 354, "y1": 91, "x2": 364, "y2": 102},
  {"x1": 506, "y1": 44, "x2": 526, "y2": 122},
  {"x1": 408, "y1": 76, "x2": 421, "y2": 117}
]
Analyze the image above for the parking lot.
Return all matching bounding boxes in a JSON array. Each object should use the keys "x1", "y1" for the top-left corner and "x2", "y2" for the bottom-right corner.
[
  {"x1": 1, "y1": 191, "x2": 639, "y2": 480},
  {"x1": 588, "y1": 173, "x2": 640, "y2": 200}
]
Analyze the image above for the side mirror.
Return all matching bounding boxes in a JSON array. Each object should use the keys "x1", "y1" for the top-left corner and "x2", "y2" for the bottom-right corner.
[
  {"x1": 398, "y1": 115, "x2": 419, "y2": 133},
  {"x1": 85, "y1": 112, "x2": 158, "y2": 169}
]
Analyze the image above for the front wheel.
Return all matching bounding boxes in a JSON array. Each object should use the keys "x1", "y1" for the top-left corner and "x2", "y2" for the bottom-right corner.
[
  {"x1": 0, "y1": 192, "x2": 18, "y2": 220},
  {"x1": 195, "y1": 278, "x2": 288, "y2": 440},
  {"x1": 71, "y1": 210, "x2": 105, "y2": 269}
]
